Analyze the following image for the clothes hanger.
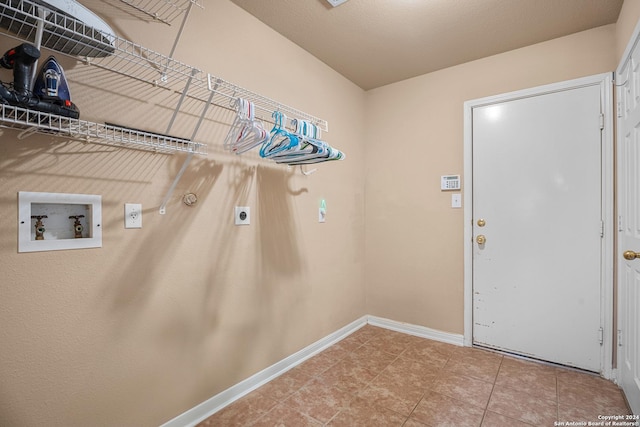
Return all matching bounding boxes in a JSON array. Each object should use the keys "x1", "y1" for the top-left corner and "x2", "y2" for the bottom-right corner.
[
  {"x1": 278, "y1": 145, "x2": 346, "y2": 164},
  {"x1": 271, "y1": 119, "x2": 345, "y2": 165},
  {"x1": 268, "y1": 119, "x2": 323, "y2": 163},
  {"x1": 223, "y1": 98, "x2": 269, "y2": 154},
  {"x1": 233, "y1": 99, "x2": 269, "y2": 154},
  {"x1": 253, "y1": 113, "x2": 345, "y2": 166},
  {"x1": 223, "y1": 98, "x2": 247, "y2": 151},
  {"x1": 259, "y1": 111, "x2": 299, "y2": 158}
]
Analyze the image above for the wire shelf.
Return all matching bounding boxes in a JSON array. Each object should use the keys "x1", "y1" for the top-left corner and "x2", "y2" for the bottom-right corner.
[
  {"x1": 0, "y1": 0, "x2": 204, "y2": 88},
  {"x1": 116, "y1": 0, "x2": 203, "y2": 26},
  {"x1": 0, "y1": 0, "x2": 328, "y2": 132},
  {"x1": 208, "y1": 75, "x2": 329, "y2": 132},
  {"x1": 0, "y1": 0, "x2": 115, "y2": 57},
  {"x1": 0, "y1": 103, "x2": 208, "y2": 154},
  {"x1": 0, "y1": 0, "x2": 329, "y2": 152},
  {"x1": 0, "y1": 0, "x2": 332, "y2": 213}
]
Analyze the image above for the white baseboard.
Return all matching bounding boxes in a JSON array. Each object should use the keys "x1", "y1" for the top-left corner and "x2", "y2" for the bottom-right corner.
[
  {"x1": 161, "y1": 315, "x2": 463, "y2": 427},
  {"x1": 366, "y1": 315, "x2": 464, "y2": 346},
  {"x1": 161, "y1": 315, "x2": 368, "y2": 427}
]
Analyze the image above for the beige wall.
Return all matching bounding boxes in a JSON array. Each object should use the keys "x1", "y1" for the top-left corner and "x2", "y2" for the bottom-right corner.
[
  {"x1": 617, "y1": 0, "x2": 640, "y2": 63},
  {"x1": 1, "y1": 1, "x2": 638, "y2": 426},
  {"x1": 364, "y1": 24, "x2": 618, "y2": 334},
  {"x1": 0, "y1": 1, "x2": 366, "y2": 426}
]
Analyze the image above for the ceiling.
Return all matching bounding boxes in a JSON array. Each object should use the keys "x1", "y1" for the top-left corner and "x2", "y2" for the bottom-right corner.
[{"x1": 229, "y1": 0, "x2": 623, "y2": 90}]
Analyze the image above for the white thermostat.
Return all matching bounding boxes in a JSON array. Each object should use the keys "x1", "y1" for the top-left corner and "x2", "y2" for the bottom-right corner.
[{"x1": 441, "y1": 175, "x2": 461, "y2": 191}]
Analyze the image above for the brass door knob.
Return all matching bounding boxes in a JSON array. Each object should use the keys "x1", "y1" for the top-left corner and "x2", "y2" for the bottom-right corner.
[
  {"x1": 477, "y1": 219, "x2": 486, "y2": 227},
  {"x1": 623, "y1": 250, "x2": 640, "y2": 260},
  {"x1": 476, "y1": 235, "x2": 486, "y2": 245}
]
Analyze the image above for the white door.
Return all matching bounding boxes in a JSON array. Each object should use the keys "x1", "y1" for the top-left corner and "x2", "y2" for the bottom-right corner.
[
  {"x1": 470, "y1": 78, "x2": 608, "y2": 372},
  {"x1": 617, "y1": 31, "x2": 640, "y2": 414}
]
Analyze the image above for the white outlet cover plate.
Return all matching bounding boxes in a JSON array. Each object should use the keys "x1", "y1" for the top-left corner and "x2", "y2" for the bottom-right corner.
[
  {"x1": 125, "y1": 203, "x2": 142, "y2": 228},
  {"x1": 451, "y1": 193, "x2": 462, "y2": 208},
  {"x1": 235, "y1": 206, "x2": 250, "y2": 225}
]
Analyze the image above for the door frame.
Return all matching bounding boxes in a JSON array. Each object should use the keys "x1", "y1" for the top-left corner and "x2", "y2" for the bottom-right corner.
[
  {"x1": 462, "y1": 74, "x2": 615, "y2": 379},
  {"x1": 616, "y1": 16, "x2": 640, "y2": 410}
]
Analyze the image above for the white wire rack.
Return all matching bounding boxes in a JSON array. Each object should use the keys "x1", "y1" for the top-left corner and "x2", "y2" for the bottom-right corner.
[
  {"x1": 1, "y1": 0, "x2": 115, "y2": 57},
  {"x1": 0, "y1": 0, "x2": 330, "y2": 213},
  {"x1": 0, "y1": 0, "x2": 329, "y2": 132},
  {"x1": 0, "y1": 0, "x2": 199, "y2": 84},
  {"x1": 0, "y1": 103, "x2": 208, "y2": 154},
  {"x1": 116, "y1": 0, "x2": 203, "y2": 26},
  {"x1": 207, "y1": 75, "x2": 329, "y2": 132}
]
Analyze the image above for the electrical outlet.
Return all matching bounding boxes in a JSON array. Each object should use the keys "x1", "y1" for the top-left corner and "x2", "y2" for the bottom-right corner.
[
  {"x1": 125, "y1": 203, "x2": 142, "y2": 228},
  {"x1": 234, "y1": 206, "x2": 250, "y2": 225}
]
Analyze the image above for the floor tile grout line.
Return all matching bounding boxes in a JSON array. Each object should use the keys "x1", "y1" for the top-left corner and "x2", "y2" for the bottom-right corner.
[
  {"x1": 342, "y1": 332, "x2": 431, "y2": 426},
  {"x1": 315, "y1": 327, "x2": 390, "y2": 426},
  {"x1": 556, "y1": 368, "x2": 560, "y2": 423},
  {"x1": 404, "y1": 388, "x2": 428, "y2": 426},
  {"x1": 480, "y1": 354, "x2": 504, "y2": 427},
  {"x1": 204, "y1": 325, "x2": 629, "y2": 426}
]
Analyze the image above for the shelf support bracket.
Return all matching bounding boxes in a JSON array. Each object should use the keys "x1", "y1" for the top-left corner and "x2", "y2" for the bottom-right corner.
[
  {"x1": 159, "y1": 151, "x2": 194, "y2": 215},
  {"x1": 192, "y1": 79, "x2": 218, "y2": 139},
  {"x1": 167, "y1": 1, "x2": 193, "y2": 59},
  {"x1": 166, "y1": 67, "x2": 197, "y2": 134},
  {"x1": 160, "y1": 1, "x2": 194, "y2": 79},
  {"x1": 29, "y1": 6, "x2": 46, "y2": 90},
  {"x1": 158, "y1": 80, "x2": 216, "y2": 215}
]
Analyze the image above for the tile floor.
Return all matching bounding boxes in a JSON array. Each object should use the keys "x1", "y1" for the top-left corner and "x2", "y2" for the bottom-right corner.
[{"x1": 197, "y1": 325, "x2": 633, "y2": 426}]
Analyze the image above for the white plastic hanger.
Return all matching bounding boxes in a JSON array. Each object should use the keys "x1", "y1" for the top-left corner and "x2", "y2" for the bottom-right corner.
[{"x1": 223, "y1": 98, "x2": 269, "y2": 154}]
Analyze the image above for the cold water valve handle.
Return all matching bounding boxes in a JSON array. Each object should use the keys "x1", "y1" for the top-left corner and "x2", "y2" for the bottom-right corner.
[
  {"x1": 69, "y1": 215, "x2": 85, "y2": 238},
  {"x1": 31, "y1": 215, "x2": 48, "y2": 240}
]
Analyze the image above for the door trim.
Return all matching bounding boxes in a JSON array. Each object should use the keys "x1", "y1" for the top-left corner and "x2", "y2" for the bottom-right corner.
[
  {"x1": 616, "y1": 15, "x2": 640, "y2": 410},
  {"x1": 462, "y1": 74, "x2": 614, "y2": 378}
]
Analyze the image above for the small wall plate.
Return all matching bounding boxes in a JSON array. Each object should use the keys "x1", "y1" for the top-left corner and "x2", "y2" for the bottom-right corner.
[
  {"x1": 124, "y1": 203, "x2": 142, "y2": 228},
  {"x1": 235, "y1": 206, "x2": 250, "y2": 225}
]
